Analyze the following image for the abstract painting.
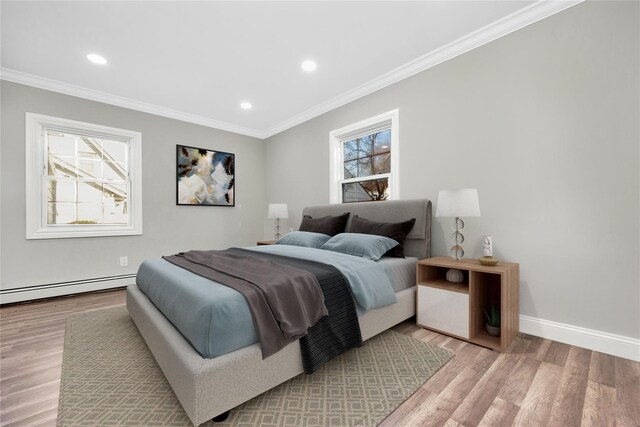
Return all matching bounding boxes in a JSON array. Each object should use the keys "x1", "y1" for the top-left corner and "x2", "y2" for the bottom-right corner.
[{"x1": 176, "y1": 144, "x2": 235, "y2": 206}]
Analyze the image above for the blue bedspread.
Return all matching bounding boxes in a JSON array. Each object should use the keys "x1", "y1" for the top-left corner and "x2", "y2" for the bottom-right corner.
[{"x1": 136, "y1": 245, "x2": 397, "y2": 358}]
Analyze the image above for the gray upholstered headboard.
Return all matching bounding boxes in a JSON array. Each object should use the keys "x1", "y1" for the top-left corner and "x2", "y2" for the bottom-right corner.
[{"x1": 302, "y1": 199, "x2": 432, "y2": 259}]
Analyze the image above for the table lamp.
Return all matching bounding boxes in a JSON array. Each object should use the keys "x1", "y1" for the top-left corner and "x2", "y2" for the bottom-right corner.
[{"x1": 268, "y1": 203, "x2": 288, "y2": 240}]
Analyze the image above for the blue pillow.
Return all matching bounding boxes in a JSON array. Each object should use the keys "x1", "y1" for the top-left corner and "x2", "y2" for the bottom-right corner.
[
  {"x1": 320, "y1": 233, "x2": 399, "y2": 261},
  {"x1": 276, "y1": 231, "x2": 331, "y2": 248}
]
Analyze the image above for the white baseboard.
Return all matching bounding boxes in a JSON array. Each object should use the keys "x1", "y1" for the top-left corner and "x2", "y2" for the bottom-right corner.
[
  {"x1": 520, "y1": 314, "x2": 640, "y2": 362},
  {"x1": 0, "y1": 275, "x2": 135, "y2": 305}
]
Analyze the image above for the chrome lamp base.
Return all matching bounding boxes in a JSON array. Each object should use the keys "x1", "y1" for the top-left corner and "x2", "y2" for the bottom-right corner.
[
  {"x1": 446, "y1": 216, "x2": 466, "y2": 283},
  {"x1": 274, "y1": 218, "x2": 281, "y2": 240}
]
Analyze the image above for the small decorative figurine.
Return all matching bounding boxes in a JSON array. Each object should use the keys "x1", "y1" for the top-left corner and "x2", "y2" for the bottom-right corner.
[
  {"x1": 482, "y1": 235, "x2": 493, "y2": 256},
  {"x1": 479, "y1": 235, "x2": 499, "y2": 266}
]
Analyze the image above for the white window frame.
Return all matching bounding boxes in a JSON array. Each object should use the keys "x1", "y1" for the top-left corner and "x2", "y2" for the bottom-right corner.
[
  {"x1": 329, "y1": 109, "x2": 399, "y2": 204},
  {"x1": 25, "y1": 113, "x2": 143, "y2": 239}
]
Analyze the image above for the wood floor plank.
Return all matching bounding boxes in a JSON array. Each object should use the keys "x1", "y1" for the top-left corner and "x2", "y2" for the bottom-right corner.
[
  {"x1": 581, "y1": 380, "x2": 616, "y2": 427},
  {"x1": 417, "y1": 331, "x2": 444, "y2": 345},
  {"x1": 0, "y1": 356, "x2": 63, "y2": 381},
  {"x1": 442, "y1": 419, "x2": 465, "y2": 427},
  {"x1": 543, "y1": 340, "x2": 571, "y2": 367},
  {"x1": 401, "y1": 350, "x2": 498, "y2": 427},
  {"x1": 532, "y1": 337, "x2": 553, "y2": 361},
  {"x1": 443, "y1": 337, "x2": 466, "y2": 352},
  {"x1": 0, "y1": 333, "x2": 65, "y2": 354},
  {"x1": 477, "y1": 397, "x2": 519, "y2": 427},
  {"x1": 426, "y1": 334, "x2": 451, "y2": 347},
  {"x1": 410, "y1": 328, "x2": 437, "y2": 344},
  {"x1": 0, "y1": 395, "x2": 59, "y2": 425},
  {"x1": 1, "y1": 367, "x2": 62, "y2": 400},
  {"x1": 512, "y1": 362, "x2": 564, "y2": 426},
  {"x1": 0, "y1": 349, "x2": 63, "y2": 371},
  {"x1": 391, "y1": 322, "x2": 413, "y2": 335},
  {"x1": 0, "y1": 318, "x2": 67, "y2": 336},
  {"x1": 615, "y1": 357, "x2": 640, "y2": 426},
  {"x1": 496, "y1": 355, "x2": 540, "y2": 406},
  {"x1": 566, "y1": 346, "x2": 592, "y2": 374},
  {"x1": 588, "y1": 351, "x2": 616, "y2": 387},
  {"x1": 547, "y1": 347, "x2": 592, "y2": 427},
  {"x1": 0, "y1": 379, "x2": 60, "y2": 412},
  {"x1": 504, "y1": 334, "x2": 531, "y2": 354},
  {"x1": 3, "y1": 407, "x2": 57, "y2": 427},
  {"x1": 449, "y1": 352, "x2": 522, "y2": 426}
]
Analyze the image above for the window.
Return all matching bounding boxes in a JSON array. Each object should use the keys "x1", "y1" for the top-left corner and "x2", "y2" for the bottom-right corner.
[
  {"x1": 26, "y1": 113, "x2": 142, "y2": 239},
  {"x1": 329, "y1": 109, "x2": 399, "y2": 204}
]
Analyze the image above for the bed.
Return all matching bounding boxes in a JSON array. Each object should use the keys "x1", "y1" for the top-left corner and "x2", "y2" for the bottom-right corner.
[{"x1": 126, "y1": 199, "x2": 432, "y2": 426}]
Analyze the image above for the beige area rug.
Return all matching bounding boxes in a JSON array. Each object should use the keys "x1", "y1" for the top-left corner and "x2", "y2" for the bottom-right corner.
[{"x1": 58, "y1": 307, "x2": 453, "y2": 426}]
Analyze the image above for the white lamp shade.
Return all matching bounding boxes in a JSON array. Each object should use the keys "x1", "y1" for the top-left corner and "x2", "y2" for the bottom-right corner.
[
  {"x1": 268, "y1": 203, "x2": 288, "y2": 219},
  {"x1": 435, "y1": 189, "x2": 481, "y2": 217}
]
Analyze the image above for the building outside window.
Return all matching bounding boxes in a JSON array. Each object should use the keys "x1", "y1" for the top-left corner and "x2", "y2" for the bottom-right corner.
[{"x1": 26, "y1": 113, "x2": 142, "y2": 239}]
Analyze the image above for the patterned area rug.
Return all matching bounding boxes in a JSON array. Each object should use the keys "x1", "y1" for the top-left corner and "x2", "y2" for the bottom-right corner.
[{"x1": 58, "y1": 307, "x2": 453, "y2": 426}]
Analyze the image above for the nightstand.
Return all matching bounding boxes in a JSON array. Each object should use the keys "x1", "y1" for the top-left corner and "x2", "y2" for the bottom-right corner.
[
  {"x1": 256, "y1": 240, "x2": 276, "y2": 246},
  {"x1": 416, "y1": 256, "x2": 519, "y2": 352}
]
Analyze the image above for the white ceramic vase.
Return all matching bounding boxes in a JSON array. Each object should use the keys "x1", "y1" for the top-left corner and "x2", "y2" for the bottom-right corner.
[{"x1": 446, "y1": 269, "x2": 464, "y2": 283}]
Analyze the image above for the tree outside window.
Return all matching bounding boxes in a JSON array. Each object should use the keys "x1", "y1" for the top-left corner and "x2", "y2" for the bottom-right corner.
[
  {"x1": 342, "y1": 129, "x2": 391, "y2": 203},
  {"x1": 329, "y1": 109, "x2": 399, "y2": 204}
]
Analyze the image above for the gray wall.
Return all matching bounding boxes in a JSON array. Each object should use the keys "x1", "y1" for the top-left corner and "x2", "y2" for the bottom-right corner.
[
  {"x1": 1, "y1": 81, "x2": 265, "y2": 289},
  {"x1": 263, "y1": 1, "x2": 639, "y2": 338}
]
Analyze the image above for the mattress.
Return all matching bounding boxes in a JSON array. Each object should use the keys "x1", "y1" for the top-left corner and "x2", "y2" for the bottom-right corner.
[
  {"x1": 378, "y1": 256, "x2": 418, "y2": 293},
  {"x1": 136, "y1": 245, "x2": 416, "y2": 359}
]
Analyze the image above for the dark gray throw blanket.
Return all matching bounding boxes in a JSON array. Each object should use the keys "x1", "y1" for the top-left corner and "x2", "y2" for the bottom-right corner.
[
  {"x1": 163, "y1": 248, "x2": 362, "y2": 373},
  {"x1": 246, "y1": 249, "x2": 363, "y2": 374}
]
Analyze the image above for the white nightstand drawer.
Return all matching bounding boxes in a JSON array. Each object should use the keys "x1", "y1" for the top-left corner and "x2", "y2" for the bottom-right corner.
[{"x1": 417, "y1": 285, "x2": 469, "y2": 339}]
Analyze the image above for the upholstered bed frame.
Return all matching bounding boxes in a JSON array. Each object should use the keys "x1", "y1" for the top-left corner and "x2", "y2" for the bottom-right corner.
[{"x1": 127, "y1": 199, "x2": 431, "y2": 426}]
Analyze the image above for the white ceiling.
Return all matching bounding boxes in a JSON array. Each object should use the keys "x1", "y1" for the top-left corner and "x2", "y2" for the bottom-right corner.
[{"x1": 1, "y1": 1, "x2": 578, "y2": 138}]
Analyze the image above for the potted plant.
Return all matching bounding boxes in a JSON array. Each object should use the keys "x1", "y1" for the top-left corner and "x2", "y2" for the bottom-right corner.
[{"x1": 484, "y1": 304, "x2": 501, "y2": 336}]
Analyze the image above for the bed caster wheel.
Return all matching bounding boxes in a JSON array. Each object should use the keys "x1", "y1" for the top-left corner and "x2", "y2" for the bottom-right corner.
[{"x1": 212, "y1": 411, "x2": 230, "y2": 422}]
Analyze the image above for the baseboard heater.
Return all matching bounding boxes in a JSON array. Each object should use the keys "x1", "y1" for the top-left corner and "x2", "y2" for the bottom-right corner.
[{"x1": 0, "y1": 274, "x2": 136, "y2": 305}]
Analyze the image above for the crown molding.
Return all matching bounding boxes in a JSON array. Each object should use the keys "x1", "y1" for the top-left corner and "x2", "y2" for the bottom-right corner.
[
  {"x1": 261, "y1": 0, "x2": 584, "y2": 138},
  {"x1": 1, "y1": 0, "x2": 583, "y2": 141},
  {"x1": 0, "y1": 68, "x2": 265, "y2": 139}
]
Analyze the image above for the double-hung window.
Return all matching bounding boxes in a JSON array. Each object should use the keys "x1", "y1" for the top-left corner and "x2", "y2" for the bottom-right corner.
[
  {"x1": 26, "y1": 113, "x2": 142, "y2": 239},
  {"x1": 329, "y1": 109, "x2": 399, "y2": 203}
]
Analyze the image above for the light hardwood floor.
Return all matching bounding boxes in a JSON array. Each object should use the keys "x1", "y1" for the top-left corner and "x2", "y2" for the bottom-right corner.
[{"x1": 0, "y1": 289, "x2": 638, "y2": 427}]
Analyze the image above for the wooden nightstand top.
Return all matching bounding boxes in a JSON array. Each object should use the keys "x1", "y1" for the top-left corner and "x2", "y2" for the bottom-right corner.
[
  {"x1": 256, "y1": 240, "x2": 276, "y2": 246},
  {"x1": 418, "y1": 256, "x2": 518, "y2": 274}
]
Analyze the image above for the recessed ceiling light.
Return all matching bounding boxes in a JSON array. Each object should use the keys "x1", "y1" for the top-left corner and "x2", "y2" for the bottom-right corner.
[
  {"x1": 240, "y1": 102, "x2": 252, "y2": 110},
  {"x1": 87, "y1": 53, "x2": 107, "y2": 65},
  {"x1": 301, "y1": 60, "x2": 317, "y2": 72}
]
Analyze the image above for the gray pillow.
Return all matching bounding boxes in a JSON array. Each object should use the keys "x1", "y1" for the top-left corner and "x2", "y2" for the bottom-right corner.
[
  {"x1": 321, "y1": 233, "x2": 399, "y2": 261},
  {"x1": 276, "y1": 231, "x2": 332, "y2": 248}
]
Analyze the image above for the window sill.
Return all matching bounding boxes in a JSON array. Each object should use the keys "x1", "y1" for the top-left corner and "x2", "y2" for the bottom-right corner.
[{"x1": 26, "y1": 225, "x2": 142, "y2": 240}]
